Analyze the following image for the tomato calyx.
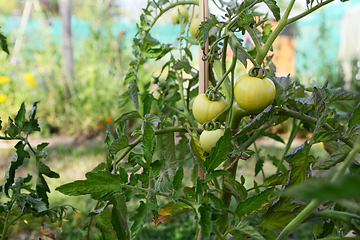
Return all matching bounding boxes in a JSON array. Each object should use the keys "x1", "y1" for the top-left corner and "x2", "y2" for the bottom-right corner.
[
  {"x1": 205, "y1": 87, "x2": 222, "y2": 101},
  {"x1": 203, "y1": 121, "x2": 221, "y2": 131},
  {"x1": 248, "y1": 67, "x2": 267, "y2": 79}
]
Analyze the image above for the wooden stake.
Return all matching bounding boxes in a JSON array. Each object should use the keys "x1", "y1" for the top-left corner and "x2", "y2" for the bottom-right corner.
[{"x1": 198, "y1": 0, "x2": 209, "y2": 95}]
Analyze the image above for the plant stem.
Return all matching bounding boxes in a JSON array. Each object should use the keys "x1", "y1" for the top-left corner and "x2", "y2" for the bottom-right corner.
[
  {"x1": 287, "y1": 0, "x2": 335, "y2": 26},
  {"x1": 142, "y1": 1, "x2": 199, "y2": 41},
  {"x1": 176, "y1": 72, "x2": 197, "y2": 128},
  {"x1": 276, "y1": 107, "x2": 354, "y2": 148},
  {"x1": 276, "y1": 119, "x2": 300, "y2": 173},
  {"x1": 276, "y1": 137, "x2": 360, "y2": 240},
  {"x1": 255, "y1": 0, "x2": 296, "y2": 65}
]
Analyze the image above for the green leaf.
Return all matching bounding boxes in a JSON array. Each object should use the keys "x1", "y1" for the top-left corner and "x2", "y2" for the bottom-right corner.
[
  {"x1": 128, "y1": 80, "x2": 139, "y2": 111},
  {"x1": 348, "y1": 102, "x2": 360, "y2": 128},
  {"x1": 173, "y1": 167, "x2": 183, "y2": 191},
  {"x1": 189, "y1": 132, "x2": 205, "y2": 168},
  {"x1": 313, "y1": 87, "x2": 326, "y2": 116},
  {"x1": 157, "y1": 201, "x2": 192, "y2": 223},
  {"x1": 14, "y1": 102, "x2": 26, "y2": 131},
  {"x1": 255, "y1": 158, "x2": 264, "y2": 177},
  {"x1": 224, "y1": 179, "x2": 248, "y2": 202},
  {"x1": 314, "y1": 143, "x2": 352, "y2": 170},
  {"x1": 17, "y1": 194, "x2": 47, "y2": 213},
  {"x1": 313, "y1": 130, "x2": 342, "y2": 143},
  {"x1": 142, "y1": 121, "x2": 155, "y2": 163},
  {"x1": 204, "y1": 128, "x2": 232, "y2": 173},
  {"x1": 282, "y1": 175, "x2": 360, "y2": 200},
  {"x1": 284, "y1": 141, "x2": 310, "y2": 186},
  {"x1": 2, "y1": 141, "x2": 30, "y2": 197},
  {"x1": 234, "y1": 106, "x2": 277, "y2": 140},
  {"x1": 172, "y1": 59, "x2": 192, "y2": 74},
  {"x1": 129, "y1": 201, "x2": 147, "y2": 237},
  {"x1": 96, "y1": 208, "x2": 117, "y2": 240},
  {"x1": 259, "y1": 210, "x2": 299, "y2": 230},
  {"x1": 118, "y1": 167, "x2": 128, "y2": 183},
  {"x1": 7, "y1": 117, "x2": 20, "y2": 138},
  {"x1": 263, "y1": 131, "x2": 285, "y2": 144},
  {"x1": 0, "y1": 30, "x2": 9, "y2": 54},
  {"x1": 262, "y1": 171, "x2": 289, "y2": 187},
  {"x1": 207, "y1": 193, "x2": 226, "y2": 210},
  {"x1": 36, "y1": 161, "x2": 60, "y2": 207},
  {"x1": 109, "y1": 135, "x2": 130, "y2": 155},
  {"x1": 204, "y1": 170, "x2": 230, "y2": 182},
  {"x1": 111, "y1": 193, "x2": 130, "y2": 240},
  {"x1": 141, "y1": 93, "x2": 153, "y2": 116},
  {"x1": 198, "y1": 202, "x2": 212, "y2": 240},
  {"x1": 232, "y1": 220, "x2": 266, "y2": 240},
  {"x1": 236, "y1": 188, "x2": 274, "y2": 217},
  {"x1": 183, "y1": 36, "x2": 198, "y2": 45},
  {"x1": 56, "y1": 171, "x2": 124, "y2": 200},
  {"x1": 114, "y1": 111, "x2": 141, "y2": 125},
  {"x1": 328, "y1": 90, "x2": 360, "y2": 103},
  {"x1": 263, "y1": 0, "x2": 280, "y2": 21}
]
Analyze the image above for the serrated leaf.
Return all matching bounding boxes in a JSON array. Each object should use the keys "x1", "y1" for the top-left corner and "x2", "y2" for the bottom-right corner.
[
  {"x1": 263, "y1": 131, "x2": 285, "y2": 144},
  {"x1": 128, "y1": 80, "x2": 139, "y2": 110},
  {"x1": 207, "y1": 193, "x2": 227, "y2": 210},
  {"x1": 2, "y1": 141, "x2": 30, "y2": 197},
  {"x1": 129, "y1": 201, "x2": 147, "y2": 237},
  {"x1": 224, "y1": 179, "x2": 248, "y2": 202},
  {"x1": 36, "y1": 161, "x2": 59, "y2": 207},
  {"x1": 314, "y1": 143, "x2": 352, "y2": 170},
  {"x1": 96, "y1": 208, "x2": 117, "y2": 240},
  {"x1": 313, "y1": 130, "x2": 342, "y2": 143},
  {"x1": 14, "y1": 102, "x2": 26, "y2": 131},
  {"x1": 284, "y1": 141, "x2": 310, "y2": 186},
  {"x1": 233, "y1": 220, "x2": 266, "y2": 240},
  {"x1": 198, "y1": 202, "x2": 212, "y2": 239},
  {"x1": 0, "y1": 30, "x2": 9, "y2": 54},
  {"x1": 56, "y1": 171, "x2": 124, "y2": 200},
  {"x1": 236, "y1": 188, "x2": 274, "y2": 217},
  {"x1": 172, "y1": 59, "x2": 192, "y2": 74},
  {"x1": 189, "y1": 132, "x2": 205, "y2": 169},
  {"x1": 17, "y1": 194, "x2": 47, "y2": 213},
  {"x1": 142, "y1": 121, "x2": 155, "y2": 163},
  {"x1": 259, "y1": 210, "x2": 299, "y2": 230},
  {"x1": 7, "y1": 117, "x2": 20, "y2": 138},
  {"x1": 114, "y1": 111, "x2": 141, "y2": 125},
  {"x1": 262, "y1": 171, "x2": 289, "y2": 187},
  {"x1": 204, "y1": 128, "x2": 232, "y2": 173},
  {"x1": 204, "y1": 170, "x2": 230, "y2": 182},
  {"x1": 111, "y1": 193, "x2": 130, "y2": 240},
  {"x1": 234, "y1": 106, "x2": 277, "y2": 140},
  {"x1": 314, "y1": 87, "x2": 326, "y2": 116},
  {"x1": 157, "y1": 201, "x2": 192, "y2": 223},
  {"x1": 109, "y1": 135, "x2": 130, "y2": 155},
  {"x1": 348, "y1": 102, "x2": 360, "y2": 128},
  {"x1": 255, "y1": 158, "x2": 264, "y2": 177},
  {"x1": 173, "y1": 167, "x2": 183, "y2": 191},
  {"x1": 282, "y1": 175, "x2": 360, "y2": 200},
  {"x1": 328, "y1": 90, "x2": 360, "y2": 103},
  {"x1": 263, "y1": 0, "x2": 280, "y2": 21}
]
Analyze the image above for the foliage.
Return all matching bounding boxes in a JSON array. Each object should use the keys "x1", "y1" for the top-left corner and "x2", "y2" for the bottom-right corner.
[{"x1": 2, "y1": 0, "x2": 360, "y2": 239}]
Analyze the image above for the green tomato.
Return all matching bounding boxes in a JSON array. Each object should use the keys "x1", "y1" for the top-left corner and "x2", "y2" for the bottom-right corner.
[
  {"x1": 199, "y1": 129, "x2": 224, "y2": 153},
  {"x1": 52, "y1": 219, "x2": 63, "y2": 227},
  {"x1": 234, "y1": 74, "x2": 276, "y2": 113},
  {"x1": 34, "y1": 215, "x2": 47, "y2": 224},
  {"x1": 171, "y1": 6, "x2": 189, "y2": 24},
  {"x1": 189, "y1": 18, "x2": 200, "y2": 37},
  {"x1": 192, "y1": 93, "x2": 228, "y2": 124}
]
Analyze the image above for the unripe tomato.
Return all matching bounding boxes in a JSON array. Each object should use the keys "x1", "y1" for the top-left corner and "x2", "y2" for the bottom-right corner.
[
  {"x1": 192, "y1": 93, "x2": 228, "y2": 124},
  {"x1": 189, "y1": 18, "x2": 200, "y2": 37},
  {"x1": 171, "y1": 6, "x2": 189, "y2": 24},
  {"x1": 234, "y1": 74, "x2": 276, "y2": 113},
  {"x1": 52, "y1": 219, "x2": 62, "y2": 227},
  {"x1": 200, "y1": 129, "x2": 224, "y2": 153},
  {"x1": 34, "y1": 215, "x2": 47, "y2": 224}
]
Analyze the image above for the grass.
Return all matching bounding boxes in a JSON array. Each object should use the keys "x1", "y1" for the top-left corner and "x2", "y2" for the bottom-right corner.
[{"x1": 0, "y1": 136, "x2": 332, "y2": 239}]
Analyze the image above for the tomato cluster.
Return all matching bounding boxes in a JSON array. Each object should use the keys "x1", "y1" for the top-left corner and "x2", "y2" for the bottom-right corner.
[{"x1": 192, "y1": 69, "x2": 276, "y2": 153}]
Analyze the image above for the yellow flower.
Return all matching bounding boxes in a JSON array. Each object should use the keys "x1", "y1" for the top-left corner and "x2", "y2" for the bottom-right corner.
[
  {"x1": 0, "y1": 94, "x2": 7, "y2": 103},
  {"x1": 0, "y1": 76, "x2": 10, "y2": 84},
  {"x1": 23, "y1": 72, "x2": 36, "y2": 87}
]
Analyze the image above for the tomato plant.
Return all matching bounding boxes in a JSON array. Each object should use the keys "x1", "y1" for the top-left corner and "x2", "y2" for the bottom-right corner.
[
  {"x1": 54, "y1": 0, "x2": 360, "y2": 239},
  {"x1": 2, "y1": 0, "x2": 360, "y2": 240}
]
